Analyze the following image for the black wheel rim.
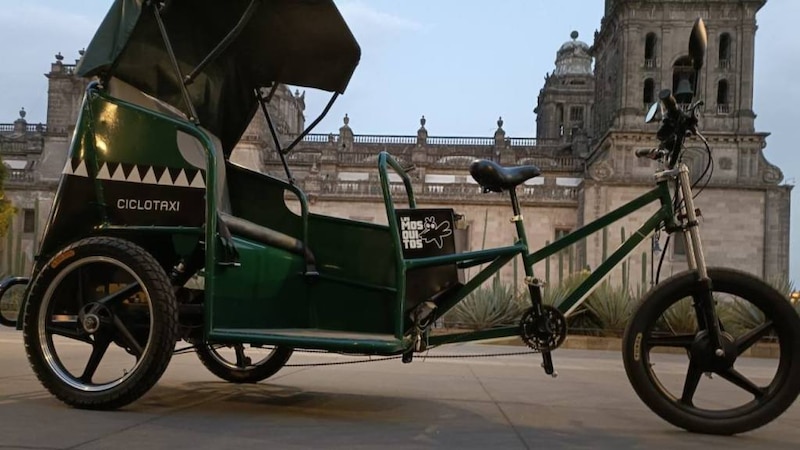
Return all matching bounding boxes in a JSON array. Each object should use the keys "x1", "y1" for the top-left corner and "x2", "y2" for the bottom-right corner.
[
  {"x1": 639, "y1": 284, "x2": 792, "y2": 419},
  {"x1": 205, "y1": 343, "x2": 279, "y2": 371},
  {"x1": 38, "y1": 257, "x2": 153, "y2": 391}
]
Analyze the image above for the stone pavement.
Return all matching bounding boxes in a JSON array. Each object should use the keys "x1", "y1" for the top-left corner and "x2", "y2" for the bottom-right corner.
[{"x1": 0, "y1": 327, "x2": 798, "y2": 449}]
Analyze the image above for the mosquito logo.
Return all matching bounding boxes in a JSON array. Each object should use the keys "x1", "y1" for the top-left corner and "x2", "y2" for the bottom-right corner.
[{"x1": 419, "y1": 216, "x2": 453, "y2": 249}]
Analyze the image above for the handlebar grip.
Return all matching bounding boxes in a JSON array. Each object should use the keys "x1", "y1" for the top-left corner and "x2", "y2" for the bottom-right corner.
[
  {"x1": 635, "y1": 148, "x2": 654, "y2": 158},
  {"x1": 658, "y1": 89, "x2": 680, "y2": 119}
]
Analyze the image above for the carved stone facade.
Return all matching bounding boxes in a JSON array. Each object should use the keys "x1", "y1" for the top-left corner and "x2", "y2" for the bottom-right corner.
[
  {"x1": 0, "y1": 108, "x2": 55, "y2": 275},
  {"x1": 587, "y1": 0, "x2": 789, "y2": 283},
  {"x1": 1, "y1": 0, "x2": 790, "y2": 287},
  {"x1": 535, "y1": 31, "x2": 595, "y2": 157}
]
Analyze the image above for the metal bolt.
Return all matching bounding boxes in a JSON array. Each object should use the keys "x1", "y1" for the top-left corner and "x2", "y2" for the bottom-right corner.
[{"x1": 715, "y1": 349, "x2": 725, "y2": 357}]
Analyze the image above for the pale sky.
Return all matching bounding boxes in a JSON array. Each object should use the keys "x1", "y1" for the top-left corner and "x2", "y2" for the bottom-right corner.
[{"x1": 1, "y1": 0, "x2": 799, "y2": 280}]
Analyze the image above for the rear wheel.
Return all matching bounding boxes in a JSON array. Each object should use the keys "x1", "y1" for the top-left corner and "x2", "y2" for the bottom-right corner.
[
  {"x1": 23, "y1": 237, "x2": 178, "y2": 410},
  {"x1": 195, "y1": 342, "x2": 292, "y2": 383},
  {"x1": 623, "y1": 268, "x2": 800, "y2": 435}
]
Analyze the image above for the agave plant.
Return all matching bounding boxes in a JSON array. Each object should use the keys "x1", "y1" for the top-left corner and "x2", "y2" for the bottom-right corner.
[
  {"x1": 443, "y1": 275, "x2": 526, "y2": 330},
  {"x1": 540, "y1": 271, "x2": 600, "y2": 334},
  {"x1": 654, "y1": 296, "x2": 698, "y2": 334},
  {"x1": 542, "y1": 271, "x2": 589, "y2": 306},
  {"x1": 585, "y1": 281, "x2": 634, "y2": 337},
  {"x1": 717, "y1": 275, "x2": 799, "y2": 337},
  {"x1": 767, "y1": 274, "x2": 795, "y2": 298},
  {"x1": 720, "y1": 295, "x2": 765, "y2": 338}
]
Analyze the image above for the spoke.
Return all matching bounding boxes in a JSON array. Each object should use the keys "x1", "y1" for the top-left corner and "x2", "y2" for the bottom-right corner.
[
  {"x1": 680, "y1": 360, "x2": 703, "y2": 406},
  {"x1": 234, "y1": 345, "x2": 248, "y2": 368},
  {"x1": 80, "y1": 336, "x2": 112, "y2": 383},
  {"x1": 98, "y1": 282, "x2": 141, "y2": 307},
  {"x1": 75, "y1": 267, "x2": 85, "y2": 308},
  {"x1": 735, "y1": 321, "x2": 774, "y2": 356},
  {"x1": 716, "y1": 368, "x2": 766, "y2": 399},
  {"x1": 112, "y1": 316, "x2": 143, "y2": 358},
  {"x1": 46, "y1": 323, "x2": 93, "y2": 345},
  {"x1": 647, "y1": 333, "x2": 695, "y2": 349}
]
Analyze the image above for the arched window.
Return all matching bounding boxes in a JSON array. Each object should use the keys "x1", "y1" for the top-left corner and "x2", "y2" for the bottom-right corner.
[
  {"x1": 717, "y1": 79, "x2": 730, "y2": 113},
  {"x1": 644, "y1": 33, "x2": 657, "y2": 67},
  {"x1": 719, "y1": 33, "x2": 732, "y2": 69},
  {"x1": 643, "y1": 78, "x2": 655, "y2": 105},
  {"x1": 556, "y1": 104, "x2": 564, "y2": 136}
]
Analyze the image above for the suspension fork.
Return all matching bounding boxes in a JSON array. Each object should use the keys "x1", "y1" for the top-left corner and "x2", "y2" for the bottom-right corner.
[{"x1": 676, "y1": 165, "x2": 725, "y2": 355}]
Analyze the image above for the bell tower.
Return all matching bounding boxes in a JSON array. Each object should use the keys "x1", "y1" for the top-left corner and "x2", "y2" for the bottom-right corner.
[
  {"x1": 534, "y1": 31, "x2": 595, "y2": 155},
  {"x1": 585, "y1": 0, "x2": 789, "y2": 281},
  {"x1": 592, "y1": 0, "x2": 767, "y2": 136}
]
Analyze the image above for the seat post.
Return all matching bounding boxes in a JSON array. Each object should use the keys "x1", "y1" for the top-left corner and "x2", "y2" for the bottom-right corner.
[
  {"x1": 509, "y1": 187, "x2": 522, "y2": 217},
  {"x1": 508, "y1": 188, "x2": 528, "y2": 247}
]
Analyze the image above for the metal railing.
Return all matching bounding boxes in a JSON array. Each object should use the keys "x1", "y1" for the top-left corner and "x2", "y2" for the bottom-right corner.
[
  {"x1": 5, "y1": 169, "x2": 34, "y2": 183},
  {"x1": 301, "y1": 133, "x2": 548, "y2": 148},
  {"x1": 307, "y1": 179, "x2": 579, "y2": 203},
  {"x1": 0, "y1": 124, "x2": 47, "y2": 133}
]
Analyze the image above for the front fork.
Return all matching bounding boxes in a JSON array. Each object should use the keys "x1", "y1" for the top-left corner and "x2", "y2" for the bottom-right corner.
[{"x1": 675, "y1": 165, "x2": 725, "y2": 355}]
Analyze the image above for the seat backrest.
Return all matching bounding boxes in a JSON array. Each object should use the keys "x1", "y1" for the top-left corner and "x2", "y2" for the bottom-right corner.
[{"x1": 107, "y1": 78, "x2": 231, "y2": 213}]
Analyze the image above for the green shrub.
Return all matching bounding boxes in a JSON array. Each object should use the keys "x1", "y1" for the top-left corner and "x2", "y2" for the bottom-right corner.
[
  {"x1": 655, "y1": 296, "x2": 698, "y2": 334},
  {"x1": 443, "y1": 276, "x2": 526, "y2": 330},
  {"x1": 765, "y1": 274, "x2": 800, "y2": 315},
  {"x1": 541, "y1": 271, "x2": 600, "y2": 334},
  {"x1": 585, "y1": 281, "x2": 634, "y2": 337},
  {"x1": 767, "y1": 274, "x2": 795, "y2": 298}
]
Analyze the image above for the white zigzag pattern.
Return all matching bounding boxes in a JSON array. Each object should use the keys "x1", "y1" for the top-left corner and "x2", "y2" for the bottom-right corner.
[{"x1": 63, "y1": 159, "x2": 205, "y2": 189}]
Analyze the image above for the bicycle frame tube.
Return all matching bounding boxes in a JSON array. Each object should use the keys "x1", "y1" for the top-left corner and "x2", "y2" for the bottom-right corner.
[
  {"x1": 428, "y1": 179, "x2": 677, "y2": 346},
  {"x1": 525, "y1": 180, "x2": 675, "y2": 316},
  {"x1": 378, "y1": 149, "x2": 681, "y2": 344}
]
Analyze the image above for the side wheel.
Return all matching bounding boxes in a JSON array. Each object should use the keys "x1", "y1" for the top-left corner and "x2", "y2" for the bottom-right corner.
[
  {"x1": 623, "y1": 268, "x2": 800, "y2": 435},
  {"x1": 195, "y1": 342, "x2": 292, "y2": 383},
  {"x1": 23, "y1": 237, "x2": 178, "y2": 410}
]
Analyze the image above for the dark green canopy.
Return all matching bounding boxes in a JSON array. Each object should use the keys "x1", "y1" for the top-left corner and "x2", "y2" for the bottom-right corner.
[{"x1": 77, "y1": 0, "x2": 361, "y2": 155}]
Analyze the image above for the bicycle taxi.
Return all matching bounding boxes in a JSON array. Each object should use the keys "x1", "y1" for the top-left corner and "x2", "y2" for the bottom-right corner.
[{"x1": 1, "y1": 0, "x2": 798, "y2": 436}]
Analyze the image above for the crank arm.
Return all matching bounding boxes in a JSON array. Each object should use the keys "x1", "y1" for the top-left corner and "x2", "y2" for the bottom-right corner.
[{"x1": 541, "y1": 350, "x2": 558, "y2": 378}]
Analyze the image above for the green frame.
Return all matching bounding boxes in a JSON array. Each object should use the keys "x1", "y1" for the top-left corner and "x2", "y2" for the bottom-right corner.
[{"x1": 377, "y1": 152, "x2": 677, "y2": 346}]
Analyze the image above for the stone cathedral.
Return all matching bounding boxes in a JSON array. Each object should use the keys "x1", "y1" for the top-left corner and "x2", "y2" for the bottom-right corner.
[{"x1": 0, "y1": 0, "x2": 788, "y2": 288}]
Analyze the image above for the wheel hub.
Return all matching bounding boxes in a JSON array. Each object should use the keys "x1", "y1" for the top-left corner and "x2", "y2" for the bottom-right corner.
[
  {"x1": 690, "y1": 330, "x2": 737, "y2": 372},
  {"x1": 82, "y1": 314, "x2": 100, "y2": 333},
  {"x1": 78, "y1": 303, "x2": 112, "y2": 334}
]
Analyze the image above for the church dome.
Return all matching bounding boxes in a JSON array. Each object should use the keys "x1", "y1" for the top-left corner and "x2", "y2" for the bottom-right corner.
[{"x1": 554, "y1": 31, "x2": 593, "y2": 76}]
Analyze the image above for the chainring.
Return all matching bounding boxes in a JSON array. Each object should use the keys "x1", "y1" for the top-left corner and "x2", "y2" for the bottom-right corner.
[{"x1": 519, "y1": 305, "x2": 567, "y2": 352}]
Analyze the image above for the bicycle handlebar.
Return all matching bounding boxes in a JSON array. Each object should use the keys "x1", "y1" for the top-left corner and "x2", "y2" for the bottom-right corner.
[
  {"x1": 658, "y1": 89, "x2": 680, "y2": 120},
  {"x1": 635, "y1": 148, "x2": 654, "y2": 158}
]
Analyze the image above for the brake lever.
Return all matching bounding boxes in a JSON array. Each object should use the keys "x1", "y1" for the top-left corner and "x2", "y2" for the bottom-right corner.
[{"x1": 686, "y1": 101, "x2": 704, "y2": 137}]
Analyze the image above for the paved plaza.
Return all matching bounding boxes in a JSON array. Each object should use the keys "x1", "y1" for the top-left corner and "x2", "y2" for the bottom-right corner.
[{"x1": 1, "y1": 327, "x2": 798, "y2": 449}]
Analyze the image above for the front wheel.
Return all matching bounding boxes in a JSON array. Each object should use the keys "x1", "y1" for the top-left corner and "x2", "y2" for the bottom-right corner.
[{"x1": 623, "y1": 268, "x2": 800, "y2": 435}]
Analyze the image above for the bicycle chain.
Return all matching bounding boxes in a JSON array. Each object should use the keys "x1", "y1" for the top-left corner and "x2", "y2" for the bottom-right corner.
[{"x1": 173, "y1": 344, "x2": 540, "y2": 367}]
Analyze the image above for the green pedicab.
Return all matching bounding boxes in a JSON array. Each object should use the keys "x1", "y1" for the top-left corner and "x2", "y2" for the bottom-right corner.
[{"x1": 1, "y1": 0, "x2": 799, "y2": 435}]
